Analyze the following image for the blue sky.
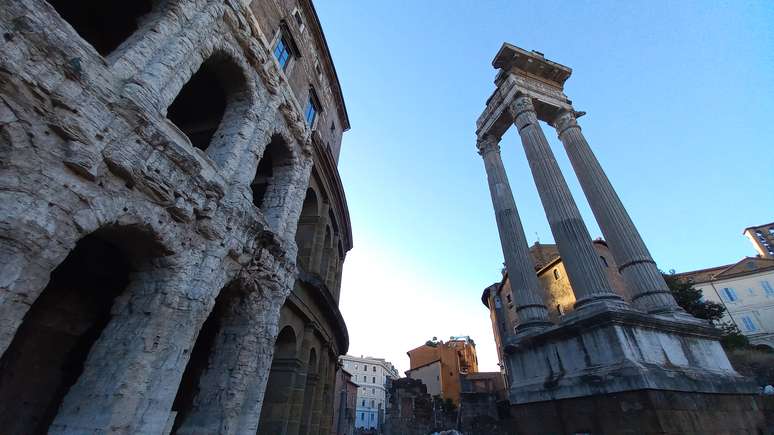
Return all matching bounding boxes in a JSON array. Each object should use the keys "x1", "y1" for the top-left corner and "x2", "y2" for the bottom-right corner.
[{"x1": 314, "y1": 1, "x2": 774, "y2": 372}]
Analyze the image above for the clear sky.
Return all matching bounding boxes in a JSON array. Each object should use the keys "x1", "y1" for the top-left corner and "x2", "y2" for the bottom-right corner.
[{"x1": 313, "y1": 1, "x2": 774, "y2": 373}]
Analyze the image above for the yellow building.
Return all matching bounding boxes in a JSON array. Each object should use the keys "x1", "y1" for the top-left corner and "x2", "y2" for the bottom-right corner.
[
  {"x1": 744, "y1": 221, "x2": 774, "y2": 258},
  {"x1": 405, "y1": 337, "x2": 479, "y2": 405}
]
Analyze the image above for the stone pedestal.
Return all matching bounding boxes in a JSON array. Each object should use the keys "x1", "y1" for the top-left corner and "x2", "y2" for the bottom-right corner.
[
  {"x1": 502, "y1": 306, "x2": 756, "y2": 405},
  {"x1": 506, "y1": 390, "x2": 768, "y2": 435}
]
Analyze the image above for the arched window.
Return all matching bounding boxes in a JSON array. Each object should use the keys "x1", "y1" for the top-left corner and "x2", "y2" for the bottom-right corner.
[
  {"x1": 47, "y1": 0, "x2": 153, "y2": 56},
  {"x1": 251, "y1": 135, "x2": 294, "y2": 210},
  {"x1": 600, "y1": 256, "x2": 609, "y2": 268},
  {"x1": 553, "y1": 268, "x2": 560, "y2": 280},
  {"x1": 167, "y1": 53, "x2": 248, "y2": 154}
]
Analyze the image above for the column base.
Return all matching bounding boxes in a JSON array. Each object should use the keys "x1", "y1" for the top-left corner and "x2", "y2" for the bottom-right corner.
[{"x1": 503, "y1": 305, "x2": 756, "y2": 405}]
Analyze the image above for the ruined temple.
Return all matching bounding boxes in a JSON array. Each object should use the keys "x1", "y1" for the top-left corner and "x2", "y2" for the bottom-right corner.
[{"x1": 0, "y1": 0, "x2": 350, "y2": 433}]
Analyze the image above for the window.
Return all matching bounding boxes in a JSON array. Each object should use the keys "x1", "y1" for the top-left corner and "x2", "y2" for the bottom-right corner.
[
  {"x1": 362, "y1": 399, "x2": 365, "y2": 407},
  {"x1": 553, "y1": 269, "x2": 560, "y2": 280},
  {"x1": 557, "y1": 304, "x2": 565, "y2": 316},
  {"x1": 372, "y1": 388, "x2": 375, "y2": 394},
  {"x1": 769, "y1": 228, "x2": 774, "y2": 235},
  {"x1": 762, "y1": 281, "x2": 774, "y2": 297},
  {"x1": 371, "y1": 399, "x2": 374, "y2": 407},
  {"x1": 363, "y1": 375, "x2": 366, "y2": 382},
  {"x1": 305, "y1": 90, "x2": 320, "y2": 127},
  {"x1": 600, "y1": 256, "x2": 609, "y2": 268},
  {"x1": 741, "y1": 316, "x2": 758, "y2": 332},
  {"x1": 372, "y1": 376, "x2": 376, "y2": 383},
  {"x1": 373, "y1": 366, "x2": 376, "y2": 372},
  {"x1": 370, "y1": 413, "x2": 374, "y2": 421},
  {"x1": 722, "y1": 287, "x2": 738, "y2": 302},
  {"x1": 354, "y1": 364, "x2": 358, "y2": 370},
  {"x1": 273, "y1": 34, "x2": 292, "y2": 70},
  {"x1": 363, "y1": 365, "x2": 367, "y2": 371},
  {"x1": 293, "y1": 10, "x2": 305, "y2": 31},
  {"x1": 506, "y1": 294, "x2": 512, "y2": 304}
]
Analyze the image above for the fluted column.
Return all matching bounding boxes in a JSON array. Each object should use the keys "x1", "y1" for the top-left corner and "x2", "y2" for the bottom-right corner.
[
  {"x1": 509, "y1": 94, "x2": 624, "y2": 309},
  {"x1": 553, "y1": 109, "x2": 682, "y2": 313},
  {"x1": 477, "y1": 135, "x2": 551, "y2": 330}
]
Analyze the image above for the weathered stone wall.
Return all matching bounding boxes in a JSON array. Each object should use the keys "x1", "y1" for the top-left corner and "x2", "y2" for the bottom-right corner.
[
  {"x1": 0, "y1": 0, "x2": 348, "y2": 433},
  {"x1": 506, "y1": 390, "x2": 769, "y2": 435}
]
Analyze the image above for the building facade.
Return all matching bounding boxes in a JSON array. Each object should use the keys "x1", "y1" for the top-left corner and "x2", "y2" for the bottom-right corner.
[
  {"x1": 0, "y1": 1, "x2": 351, "y2": 434},
  {"x1": 339, "y1": 355, "x2": 399, "y2": 430},
  {"x1": 331, "y1": 366, "x2": 358, "y2": 435},
  {"x1": 406, "y1": 337, "x2": 479, "y2": 405},
  {"x1": 676, "y1": 223, "x2": 774, "y2": 350},
  {"x1": 744, "y1": 221, "x2": 774, "y2": 258},
  {"x1": 483, "y1": 239, "x2": 631, "y2": 368}
]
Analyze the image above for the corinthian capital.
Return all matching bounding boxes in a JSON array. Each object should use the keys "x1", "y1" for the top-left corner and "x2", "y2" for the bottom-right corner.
[
  {"x1": 507, "y1": 94, "x2": 536, "y2": 119},
  {"x1": 553, "y1": 109, "x2": 586, "y2": 136},
  {"x1": 476, "y1": 134, "x2": 501, "y2": 156}
]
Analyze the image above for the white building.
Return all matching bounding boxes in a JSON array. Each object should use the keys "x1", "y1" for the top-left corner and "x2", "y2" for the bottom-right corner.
[
  {"x1": 339, "y1": 355, "x2": 399, "y2": 430},
  {"x1": 680, "y1": 257, "x2": 774, "y2": 349}
]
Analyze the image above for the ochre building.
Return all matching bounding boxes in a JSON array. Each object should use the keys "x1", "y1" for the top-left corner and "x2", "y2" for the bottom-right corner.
[
  {"x1": 406, "y1": 337, "x2": 479, "y2": 405},
  {"x1": 0, "y1": 0, "x2": 351, "y2": 434}
]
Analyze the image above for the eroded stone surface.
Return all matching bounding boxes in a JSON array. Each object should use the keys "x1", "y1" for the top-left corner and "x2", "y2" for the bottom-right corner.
[{"x1": 0, "y1": 1, "x2": 346, "y2": 433}]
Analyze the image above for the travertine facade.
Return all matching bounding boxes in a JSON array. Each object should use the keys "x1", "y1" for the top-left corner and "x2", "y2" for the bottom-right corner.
[{"x1": 0, "y1": 0, "x2": 350, "y2": 434}]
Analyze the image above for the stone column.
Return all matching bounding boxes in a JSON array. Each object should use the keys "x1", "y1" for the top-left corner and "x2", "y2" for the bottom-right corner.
[
  {"x1": 477, "y1": 135, "x2": 552, "y2": 331},
  {"x1": 509, "y1": 94, "x2": 623, "y2": 309},
  {"x1": 552, "y1": 109, "x2": 682, "y2": 313}
]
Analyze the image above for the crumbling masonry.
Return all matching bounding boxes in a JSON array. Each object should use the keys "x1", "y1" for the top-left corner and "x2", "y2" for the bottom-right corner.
[{"x1": 0, "y1": 0, "x2": 351, "y2": 434}]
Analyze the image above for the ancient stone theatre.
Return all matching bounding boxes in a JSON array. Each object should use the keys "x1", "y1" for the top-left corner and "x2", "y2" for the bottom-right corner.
[{"x1": 0, "y1": 0, "x2": 351, "y2": 434}]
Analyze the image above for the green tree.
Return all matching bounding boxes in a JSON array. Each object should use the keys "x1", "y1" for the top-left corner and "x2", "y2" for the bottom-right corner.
[{"x1": 663, "y1": 271, "x2": 749, "y2": 350}]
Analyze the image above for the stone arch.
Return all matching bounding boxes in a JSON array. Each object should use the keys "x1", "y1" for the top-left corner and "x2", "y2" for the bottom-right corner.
[
  {"x1": 0, "y1": 224, "x2": 167, "y2": 434},
  {"x1": 299, "y1": 347, "x2": 319, "y2": 433},
  {"x1": 275, "y1": 325, "x2": 299, "y2": 358},
  {"x1": 252, "y1": 134, "x2": 296, "y2": 225},
  {"x1": 319, "y1": 226, "x2": 333, "y2": 282},
  {"x1": 45, "y1": 0, "x2": 155, "y2": 56},
  {"x1": 295, "y1": 188, "x2": 320, "y2": 269},
  {"x1": 166, "y1": 51, "x2": 253, "y2": 161},
  {"x1": 257, "y1": 325, "x2": 301, "y2": 434}
]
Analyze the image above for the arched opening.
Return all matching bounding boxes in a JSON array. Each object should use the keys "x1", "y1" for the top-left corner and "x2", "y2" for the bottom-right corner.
[
  {"x1": 299, "y1": 348, "x2": 318, "y2": 433},
  {"x1": 170, "y1": 282, "x2": 246, "y2": 432},
  {"x1": 319, "y1": 226, "x2": 332, "y2": 281},
  {"x1": 167, "y1": 53, "x2": 248, "y2": 153},
  {"x1": 47, "y1": 0, "x2": 153, "y2": 56},
  {"x1": 295, "y1": 188, "x2": 319, "y2": 269},
  {"x1": 0, "y1": 226, "x2": 163, "y2": 434},
  {"x1": 257, "y1": 325, "x2": 298, "y2": 434},
  {"x1": 251, "y1": 135, "x2": 294, "y2": 210}
]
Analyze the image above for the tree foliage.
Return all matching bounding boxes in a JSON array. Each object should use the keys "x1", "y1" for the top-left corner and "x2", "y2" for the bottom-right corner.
[
  {"x1": 662, "y1": 271, "x2": 749, "y2": 350},
  {"x1": 662, "y1": 272, "x2": 725, "y2": 321}
]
